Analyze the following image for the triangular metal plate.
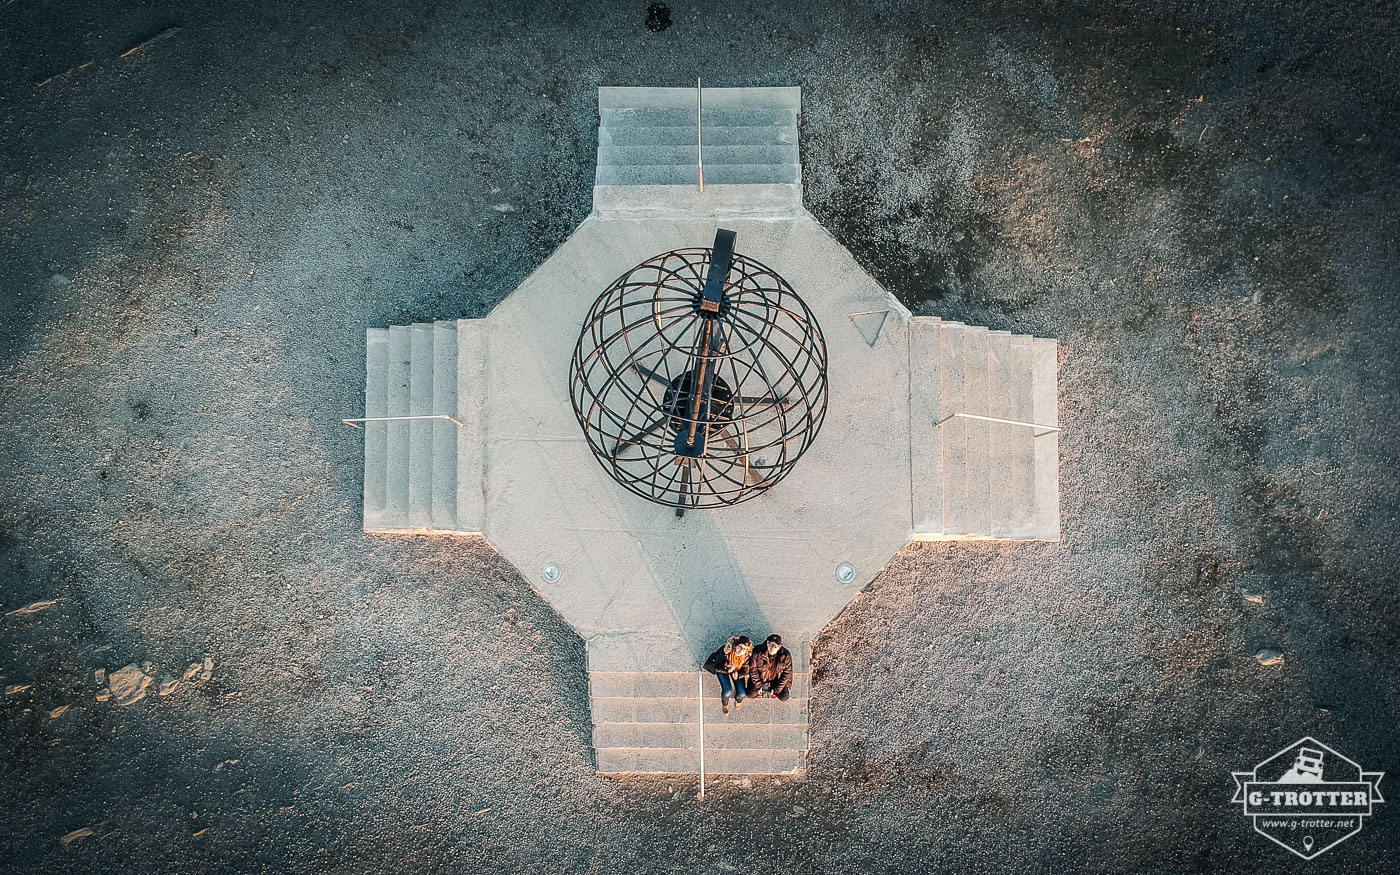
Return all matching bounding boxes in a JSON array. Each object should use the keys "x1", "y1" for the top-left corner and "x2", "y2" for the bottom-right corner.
[{"x1": 849, "y1": 310, "x2": 889, "y2": 348}]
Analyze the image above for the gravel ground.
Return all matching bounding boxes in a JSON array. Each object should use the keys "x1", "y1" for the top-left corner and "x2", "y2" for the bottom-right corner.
[{"x1": 2, "y1": 1, "x2": 1397, "y2": 872}]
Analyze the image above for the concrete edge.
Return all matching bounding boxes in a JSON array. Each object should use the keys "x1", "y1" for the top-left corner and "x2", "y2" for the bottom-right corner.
[
  {"x1": 591, "y1": 183, "x2": 807, "y2": 218},
  {"x1": 599, "y1": 86, "x2": 801, "y2": 113}
]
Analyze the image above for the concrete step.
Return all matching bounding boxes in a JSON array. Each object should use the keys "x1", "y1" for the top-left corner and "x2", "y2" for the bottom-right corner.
[
  {"x1": 431, "y1": 321, "x2": 459, "y2": 530},
  {"x1": 1009, "y1": 334, "x2": 1037, "y2": 538},
  {"x1": 591, "y1": 86, "x2": 803, "y2": 214},
  {"x1": 962, "y1": 326, "x2": 992, "y2": 535},
  {"x1": 600, "y1": 124, "x2": 797, "y2": 147},
  {"x1": 1032, "y1": 337, "x2": 1061, "y2": 540},
  {"x1": 599, "y1": 86, "x2": 800, "y2": 114},
  {"x1": 594, "y1": 163, "x2": 801, "y2": 186},
  {"x1": 596, "y1": 746, "x2": 803, "y2": 775},
  {"x1": 598, "y1": 143, "x2": 799, "y2": 167},
  {"x1": 455, "y1": 318, "x2": 487, "y2": 533},
  {"x1": 407, "y1": 323, "x2": 435, "y2": 529},
  {"x1": 590, "y1": 671, "x2": 811, "y2": 700},
  {"x1": 591, "y1": 695, "x2": 809, "y2": 725},
  {"x1": 938, "y1": 321, "x2": 968, "y2": 535},
  {"x1": 701, "y1": 163, "x2": 802, "y2": 185},
  {"x1": 596, "y1": 163, "x2": 697, "y2": 186},
  {"x1": 384, "y1": 325, "x2": 412, "y2": 528},
  {"x1": 908, "y1": 317, "x2": 944, "y2": 537},
  {"x1": 363, "y1": 329, "x2": 389, "y2": 531},
  {"x1": 601, "y1": 107, "x2": 797, "y2": 130},
  {"x1": 584, "y1": 636, "x2": 812, "y2": 675},
  {"x1": 364, "y1": 320, "x2": 481, "y2": 534},
  {"x1": 986, "y1": 330, "x2": 1015, "y2": 538},
  {"x1": 591, "y1": 182, "x2": 806, "y2": 217},
  {"x1": 594, "y1": 722, "x2": 808, "y2": 750}
]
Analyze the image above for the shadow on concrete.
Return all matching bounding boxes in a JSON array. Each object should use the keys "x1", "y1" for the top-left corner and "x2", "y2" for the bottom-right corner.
[{"x1": 614, "y1": 490, "x2": 772, "y2": 666}]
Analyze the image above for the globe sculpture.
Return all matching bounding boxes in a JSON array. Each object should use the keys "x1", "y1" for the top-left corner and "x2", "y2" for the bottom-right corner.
[{"x1": 569, "y1": 229, "x2": 829, "y2": 514}]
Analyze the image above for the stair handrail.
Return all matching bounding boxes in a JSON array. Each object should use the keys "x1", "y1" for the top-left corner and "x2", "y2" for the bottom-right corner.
[
  {"x1": 341, "y1": 414, "x2": 464, "y2": 429},
  {"x1": 934, "y1": 411, "x2": 1060, "y2": 438}
]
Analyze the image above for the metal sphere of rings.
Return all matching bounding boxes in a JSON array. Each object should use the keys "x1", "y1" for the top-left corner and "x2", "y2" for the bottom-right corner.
[{"x1": 569, "y1": 229, "x2": 829, "y2": 512}]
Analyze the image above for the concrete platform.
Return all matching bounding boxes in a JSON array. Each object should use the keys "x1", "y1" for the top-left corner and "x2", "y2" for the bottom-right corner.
[{"x1": 355, "y1": 86, "x2": 1061, "y2": 774}]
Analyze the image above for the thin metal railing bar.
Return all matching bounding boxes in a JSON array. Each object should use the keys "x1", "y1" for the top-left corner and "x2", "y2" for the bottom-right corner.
[
  {"x1": 933, "y1": 411, "x2": 1061, "y2": 436},
  {"x1": 341, "y1": 414, "x2": 464, "y2": 429}
]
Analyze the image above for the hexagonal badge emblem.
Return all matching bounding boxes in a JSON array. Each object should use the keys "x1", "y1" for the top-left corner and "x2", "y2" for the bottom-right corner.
[{"x1": 1231, "y1": 736, "x2": 1385, "y2": 859}]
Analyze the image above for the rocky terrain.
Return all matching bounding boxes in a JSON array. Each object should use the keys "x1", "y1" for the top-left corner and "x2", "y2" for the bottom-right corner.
[{"x1": 1, "y1": 1, "x2": 1396, "y2": 872}]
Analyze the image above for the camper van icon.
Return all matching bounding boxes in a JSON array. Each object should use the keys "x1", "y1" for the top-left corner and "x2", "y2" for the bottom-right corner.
[
  {"x1": 1279, "y1": 746, "x2": 1326, "y2": 783},
  {"x1": 1232, "y1": 737, "x2": 1385, "y2": 859}
]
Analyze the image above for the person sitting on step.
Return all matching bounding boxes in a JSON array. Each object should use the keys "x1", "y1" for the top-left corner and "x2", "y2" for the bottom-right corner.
[
  {"x1": 746, "y1": 634, "x2": 793, "y2": 702},
  {"x1": 703, "y1": 635, "x2": 753, "y2": 715}
]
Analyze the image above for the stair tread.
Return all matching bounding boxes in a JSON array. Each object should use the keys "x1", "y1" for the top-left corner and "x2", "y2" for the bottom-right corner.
[
  {"x1": 363, "y1": 329, "x2": 390, "y2": 531},
  {"x1": 1032, "y1": 337, "x2": 1060, "y2": 541},
  {"x1": 909, "y1": 317, "x2": 944, "y2": 536},
  {"x1": 592, "y1": 695, "x2": 809, "y2": 724},
  {"x1": 939, "y1": 321, "x2": 969, "y2": 535},
  {"x1": 601, "y1": 107, "x2": 797, "y2": 128},
  {"x1": 430, "y1": 321, "x2": 459, "y2": 530},
  {"x1": 599, "y1": 86, "x2": 800, "y2": 113},
  {"x1": 598, "y1": 144, "x2": 799, "y2": 166},
  {"x1": 601, "y1": 124, "x2": 797, "y2": 147},
  {"x1": 596, "y1": 746, "x2": 803, "y2": 775},
  {"x1": 962, "y1": 326, "x2": 991, "y2": 536},
  {"x1": 407, "y1": 323, "x2": 434, "y2": 529},
  {"x1": 594, "y1": 722, "x2": 807, "y2": 750},
  {"x1": 595, "y1": 163, "x2": 801, "y2": 186},
  {"x1": 383, "y1": 325, "x2": 412, "y2": 528},
  {"x1": 1009, "y1": 334, "x2": 1037, "y2": 539},
  {"x1": 986, "y1": 330, "x2": 1016, "y2": 538},
  {"x1": 590, "y1": 671, "x2": 811, "y2": 700},
  {"x1": 455, "y1": 318, "x2": 487, "y2": 533}
]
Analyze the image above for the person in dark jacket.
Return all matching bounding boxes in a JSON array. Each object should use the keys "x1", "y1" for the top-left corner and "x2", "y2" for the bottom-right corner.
[
  {"x1": 703, "y1": 635, "x2": 753, "y2": 715},
  {"x1": 746, "y1": 634, "x2": 793, "y2": 702}
]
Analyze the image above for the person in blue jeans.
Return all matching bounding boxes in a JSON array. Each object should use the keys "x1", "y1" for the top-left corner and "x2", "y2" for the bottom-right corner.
[{"x1": 702, "y1": 636, "x2": 753, "y2": 715}]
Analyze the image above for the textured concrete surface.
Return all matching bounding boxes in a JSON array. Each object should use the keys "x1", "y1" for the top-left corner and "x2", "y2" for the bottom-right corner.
[
  {"x1": 361, "y1": 202, "x2": 1057, "y2": 676},
  {"x1": 1, "y1": 1, "x2": 1397, "y2": 873},
  {"x1": 479, "y1": 213, "x2": 915, "y2": 672}
]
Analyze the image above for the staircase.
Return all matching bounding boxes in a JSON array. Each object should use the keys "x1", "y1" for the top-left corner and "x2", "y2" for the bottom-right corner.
[
  {"x1": 362, "y1": 320, "x2": 485, "y2": 534},
  {"x1": 908, "y1": 317, "x2": 1060, "y2": 540},
  {"x1": 593, "y1": 86, "x2": 804, "y2": 215},
  {"x1": 591, "y1": 664, "x2": 811, "y2": 775}
]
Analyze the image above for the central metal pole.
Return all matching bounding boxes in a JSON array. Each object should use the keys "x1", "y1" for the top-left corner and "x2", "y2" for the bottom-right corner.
[{"x1": 674, "y1": 228, "x2": 736, "y2": 458}]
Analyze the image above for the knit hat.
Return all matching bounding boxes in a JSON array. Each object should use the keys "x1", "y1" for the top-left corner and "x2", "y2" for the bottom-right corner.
[{"x1": 765, "y1": 634, "x2": 782, "y2": 646}]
